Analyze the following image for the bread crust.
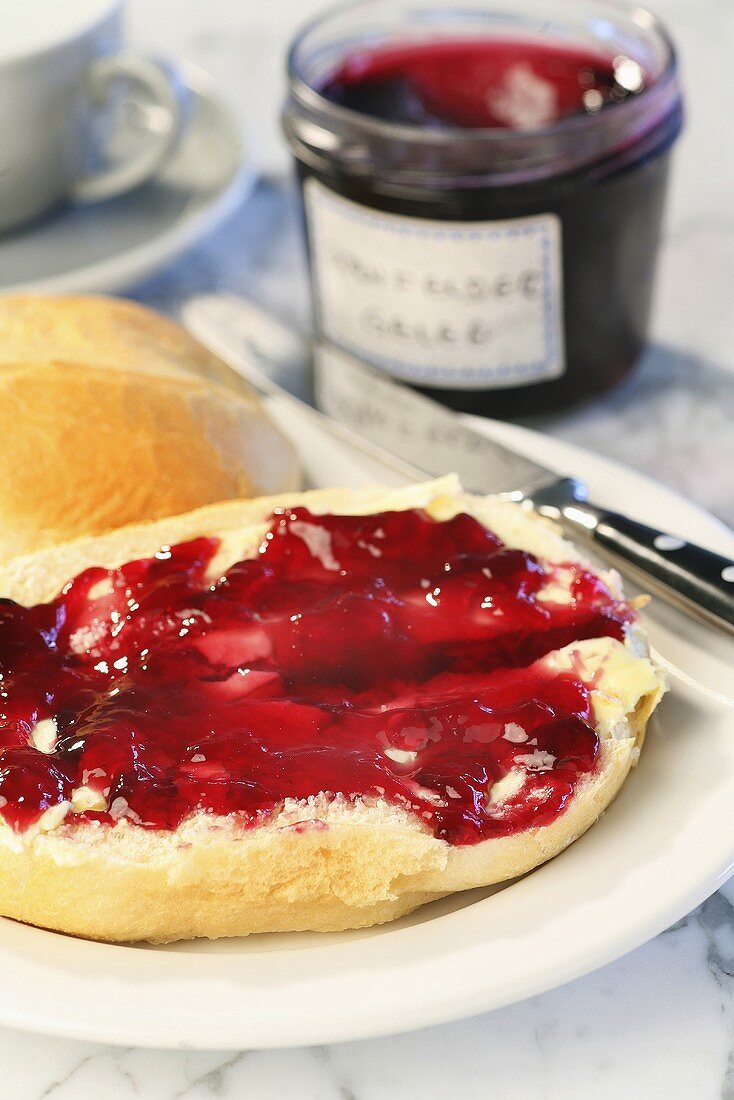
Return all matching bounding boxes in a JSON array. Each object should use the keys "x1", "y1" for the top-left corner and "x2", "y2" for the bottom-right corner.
[
  {"x1": 0, "y1": 478, "x2": 665, "y2": 942},
  {"x1": 0, "y1": 361, "x2": 300, "y2": 560},
  {"x1": 0, "y1": 294, "x2": 255, "y2": 395}
]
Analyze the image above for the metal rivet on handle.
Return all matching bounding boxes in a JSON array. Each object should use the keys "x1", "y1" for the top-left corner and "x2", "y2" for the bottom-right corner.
[
  {"x1": 653, "y1": 535, "x2": 686, "y2": 552},
  {"x1": 722, "y1": 566, "x2": 734, "y2": 583}
]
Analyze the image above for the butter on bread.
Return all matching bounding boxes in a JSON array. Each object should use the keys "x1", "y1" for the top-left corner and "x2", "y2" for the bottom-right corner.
[
  {"x1": 0, "y1": 361, "x2": 299, "y2": 560},
  {"x1": 0, "y1": 478, "x2": 665, "y2": 943}
]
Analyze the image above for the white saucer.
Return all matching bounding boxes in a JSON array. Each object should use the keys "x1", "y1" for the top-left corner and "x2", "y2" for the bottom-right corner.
[
  {"x1": 0, "y1": 68, "x2": 255, "y2": 295},
  {"x1": 0, "y1": 407, "x2": 732, "y2": 1050}
]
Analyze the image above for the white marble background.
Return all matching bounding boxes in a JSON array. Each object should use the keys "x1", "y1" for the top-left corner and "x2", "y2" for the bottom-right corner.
[{"x1": 3, "y1": 0, "x2": 734, "y2": 1095}]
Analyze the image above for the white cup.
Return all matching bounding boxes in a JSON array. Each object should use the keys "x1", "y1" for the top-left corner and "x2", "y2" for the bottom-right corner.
[{"x1": 0, "y1": 0, "x2": 203, "y2": 233}]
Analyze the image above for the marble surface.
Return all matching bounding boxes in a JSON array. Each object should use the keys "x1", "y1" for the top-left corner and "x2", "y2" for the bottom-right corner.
[{"x1": 5, "y1": 0, "x2": 734, "y2": 1095}]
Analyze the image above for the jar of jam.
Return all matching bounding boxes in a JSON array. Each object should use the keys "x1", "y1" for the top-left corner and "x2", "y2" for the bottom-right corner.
[{"x1": 283, "y1": 0, "x2": 683, "y2": 417}]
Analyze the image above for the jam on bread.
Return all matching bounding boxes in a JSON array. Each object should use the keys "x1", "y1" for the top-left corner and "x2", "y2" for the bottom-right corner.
[{"x1": 0, "y1": 506, "x2": 632, "y2": 842}]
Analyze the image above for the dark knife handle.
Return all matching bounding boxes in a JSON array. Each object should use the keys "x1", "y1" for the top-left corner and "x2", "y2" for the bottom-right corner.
[{"x1": 554, "y1": 494, "x2": 734, "y2": 637}]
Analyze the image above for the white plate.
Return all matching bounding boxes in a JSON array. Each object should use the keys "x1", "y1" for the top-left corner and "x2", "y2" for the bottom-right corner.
[
  {"x1": 0, "y1": 67, "x2": 255, "y2": 295},
  {"x1": 2, "y1": 409, "x2": 733, "y2": 1050}
]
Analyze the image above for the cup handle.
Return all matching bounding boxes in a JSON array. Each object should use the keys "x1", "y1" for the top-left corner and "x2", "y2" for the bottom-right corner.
[{"x1": 69, "y1": 53, "x2": 185, "y2": 204}]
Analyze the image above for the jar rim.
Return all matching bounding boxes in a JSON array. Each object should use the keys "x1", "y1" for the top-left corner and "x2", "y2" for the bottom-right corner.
[{"x1": 286, "y1": 0, "x2": 680, "y2": 148}]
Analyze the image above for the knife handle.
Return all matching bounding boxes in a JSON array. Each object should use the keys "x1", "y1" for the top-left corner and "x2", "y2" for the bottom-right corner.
[{"x1": 556, "y1": 496, "x2": 734, "y2": 637}]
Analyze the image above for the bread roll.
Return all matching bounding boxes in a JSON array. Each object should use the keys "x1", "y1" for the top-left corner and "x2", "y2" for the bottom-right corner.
[
  {"x1": 0, "y1": 294, "x2": 252, "y2": 394},
  {"x1": 0, "y1": 477, "x2": 665, "y2": 942},
  {"x1": 0, "y1": 361, "x2": 300, "y2": 560}
]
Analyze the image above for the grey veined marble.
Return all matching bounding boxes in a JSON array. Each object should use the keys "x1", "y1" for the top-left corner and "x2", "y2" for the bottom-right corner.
[{"x1": 3, "y1": 0, "x2": 732, "y2": 1096}]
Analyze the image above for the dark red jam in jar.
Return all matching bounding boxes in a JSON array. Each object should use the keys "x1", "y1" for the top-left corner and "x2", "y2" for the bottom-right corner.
[
  {"x1": 0, "y1": 507, "x2": 632, "y2": 840},
  {"x1": 283, "y1": 0, "x2": 683, "y2": 417}
]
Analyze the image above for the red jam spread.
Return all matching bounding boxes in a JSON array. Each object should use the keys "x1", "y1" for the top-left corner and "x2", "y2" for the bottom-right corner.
[
  {"x1": 322, "y1": 39, "x2": 644, "y2": 129},
  {"x1": 0, "y1": 507, "x2": 631, "y2": 843}
]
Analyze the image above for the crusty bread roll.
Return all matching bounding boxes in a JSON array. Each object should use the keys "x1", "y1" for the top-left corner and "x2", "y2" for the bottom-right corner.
[
  {"x1": 0, "y1": 294, "x2": 253, "y2": 394},
  {"x1": 0, "y1": 361, "x2": 299, "y2": 560},
  {"x1": 0, "y1": 477, "x2": 664, "y2": 943}
]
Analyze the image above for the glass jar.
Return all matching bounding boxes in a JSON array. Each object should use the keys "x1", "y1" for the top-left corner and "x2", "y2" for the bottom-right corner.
[{"x1": 283, "y1": 0, "x2": 683, "y2": 418}]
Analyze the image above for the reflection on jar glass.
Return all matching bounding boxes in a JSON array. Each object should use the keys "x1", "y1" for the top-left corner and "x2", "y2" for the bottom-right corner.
[{"x1": 283, "y1": 0, "x2": 683, "y2": 418}]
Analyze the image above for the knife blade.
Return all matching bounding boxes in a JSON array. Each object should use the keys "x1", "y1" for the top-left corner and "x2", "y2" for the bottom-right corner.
[
  {"x1": 182, "y1": 293, "x2": 734, "y2": 639},
  {"x1": 313, "y1": 340, "x2": 563, "y2": 499}
]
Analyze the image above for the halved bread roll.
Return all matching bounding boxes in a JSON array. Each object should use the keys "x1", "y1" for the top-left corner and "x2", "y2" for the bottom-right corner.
[
  {"x1": 0, "y1": 361, "x2": 299, "y2": 560},
  {"x1": 0, "y1": 477, "x2": 665, "y2": 943}
]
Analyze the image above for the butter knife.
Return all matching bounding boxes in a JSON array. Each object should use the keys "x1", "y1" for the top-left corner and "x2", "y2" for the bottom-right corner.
[{"x1": 182, "y1": 293, "x2": 734, "y2": 639}]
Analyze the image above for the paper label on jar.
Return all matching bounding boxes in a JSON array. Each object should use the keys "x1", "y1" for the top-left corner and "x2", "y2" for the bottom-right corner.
[{"x1": 304, "y1": 178, "x2": 565, "y2": 391}]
